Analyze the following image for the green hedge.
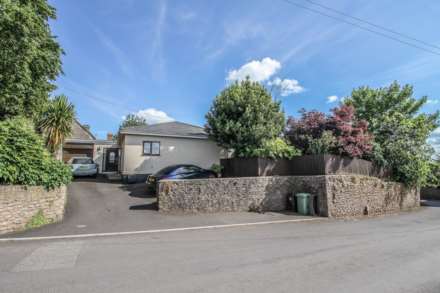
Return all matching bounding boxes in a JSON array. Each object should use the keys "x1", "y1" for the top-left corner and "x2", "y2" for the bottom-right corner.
[{"x1": 0, "y1": 118, "x2": 72, "y2": 189}]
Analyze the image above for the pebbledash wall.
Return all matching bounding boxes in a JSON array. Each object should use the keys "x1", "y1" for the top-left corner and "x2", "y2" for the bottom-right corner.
[
  {"x1": 0, "y1": 185, "x2": 67, "y2": 235},
  {"x1": 158, "y1": 175, "x2": 419, "y2": 218}
]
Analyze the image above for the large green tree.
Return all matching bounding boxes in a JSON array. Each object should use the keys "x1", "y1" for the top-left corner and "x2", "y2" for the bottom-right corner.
[
  {"x1": 345, "y1": 82, "x2": 439, "y2": 186},
  {"x1": 0, "y1": 0, "x2": 63, "y2": 120},
  {"x1": 205, "y1": 78, "x2": 286, "y2": 157}
]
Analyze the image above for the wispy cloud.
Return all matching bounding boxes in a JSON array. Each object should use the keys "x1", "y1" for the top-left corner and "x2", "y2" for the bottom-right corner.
[
  {"x1": 150, "y1": 0, "x2": 167, "y2": 80},
  {"x1": 326, "y1": 95, "x2": 339, "y2": 103},
  {"x1": 427, "y1": 99, "x2": 439, "y2": 105},
  {"x1": 268, "y1": 78, "x2": 304, "y2": 96},
  {"x1": 93, "y1": 27, "x2": 133, "y2": 78}
]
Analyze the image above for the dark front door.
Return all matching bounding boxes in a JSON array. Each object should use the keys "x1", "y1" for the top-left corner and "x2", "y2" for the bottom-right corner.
[{"x1": 105, "y1": 149, "x2": 119, "y2": 172}]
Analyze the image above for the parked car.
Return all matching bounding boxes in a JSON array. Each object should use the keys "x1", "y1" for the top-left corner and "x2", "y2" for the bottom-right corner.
[
  {"x1": 147, "y1": 164, "x2": 217, "y2": 192},
  {"x1": 69, "y1": 157, "x2": 98, "y2": 177}
]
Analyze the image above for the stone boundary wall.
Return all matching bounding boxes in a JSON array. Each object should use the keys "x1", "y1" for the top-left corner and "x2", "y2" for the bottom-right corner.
[
  {"x1": 325, "y1": 175, "x2": 419, "y2": 218},
  {"x1": 158, "y1": 175, "x2": 419, "y2": 218},
  {"x1": 0, "y1": 185, "x2": 67, "y2": 235}
]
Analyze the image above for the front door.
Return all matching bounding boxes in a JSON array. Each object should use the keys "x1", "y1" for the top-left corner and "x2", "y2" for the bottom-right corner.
[{"x1": 105, "y1": 149, "x2": 119, "y2": 172}]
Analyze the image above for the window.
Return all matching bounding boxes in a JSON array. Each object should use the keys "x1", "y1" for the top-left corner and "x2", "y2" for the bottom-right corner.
[
  {"x1": 72, "y1": 158, "x2": 93, "y2": 164},
  {"x1": 143, "y1": 141, "x2": 160, "y2": 155}
]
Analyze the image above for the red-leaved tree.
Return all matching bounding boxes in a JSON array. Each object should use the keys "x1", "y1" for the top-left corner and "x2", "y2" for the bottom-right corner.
[
  {"x1": 328, "y1": 105, "x2": 373, "y2": 157},
  {"x1": 285, "y1": 105, "x2": 373, "y2": 158}
]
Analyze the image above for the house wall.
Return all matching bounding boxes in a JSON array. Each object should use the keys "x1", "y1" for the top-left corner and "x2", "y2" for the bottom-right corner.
[
  {"x1": 121, "y1": 134, "x2": 221, "y2": 175},
  {"x1": 93, "y1": 143, "x2": 120, "y2": 173}
]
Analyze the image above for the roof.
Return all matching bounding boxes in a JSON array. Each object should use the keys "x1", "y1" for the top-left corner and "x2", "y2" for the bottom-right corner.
[
  {"x1": 67, "y1": 119, "x2": 96, "y2": 141},
  {"x1": 119, "y1": 121, "x2": 208, "y2": 139}
]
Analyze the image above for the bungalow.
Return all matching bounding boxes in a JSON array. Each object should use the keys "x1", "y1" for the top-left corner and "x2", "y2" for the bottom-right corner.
[{"x1": 118, "y1": 121, "x2": 221, "y2": 182}]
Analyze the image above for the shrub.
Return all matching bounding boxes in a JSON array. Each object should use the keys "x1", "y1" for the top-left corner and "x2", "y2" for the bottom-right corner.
[
  {"x1": 248, "y1": 138, "x2": 301, "y2": 159},
  {"x1": 205, "y1": 78, "x2": 285, "y2": 157},
  {"x1": 0, "y1": 118, "x2": 72, "y2": 189},
  {"x1": 285, "y1": 105, "x2": 373, "y2": 158},
  {"x1": 210, "y1": 163, "x2": 223, "y2": 177},
  {"x1": 307, "y1": 131, "x2": 337, "y2": 155},
  {"x1": 426, "y1": 160, "x2": 440, "y2": 188}
]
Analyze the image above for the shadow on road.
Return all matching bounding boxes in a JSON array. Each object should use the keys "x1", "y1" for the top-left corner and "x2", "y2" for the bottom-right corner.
[
  {"x1": 129, "y1": 202, "x2": 158, "y2": 210},
  {"x1": 421, "y1": 200, "x2": 440, "y2": 207},
  {"x1": 120, "y1": 183, "x2": 156, "y2": 198}
]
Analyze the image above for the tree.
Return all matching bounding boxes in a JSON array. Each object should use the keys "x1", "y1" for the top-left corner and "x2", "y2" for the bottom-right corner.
[
  {"x1": 285, "y1": 105, "x2": 373, "y2": 158},
  {"x1": 0, "y1": 0, "x2": 63, "y2": 120},
  {"x1": 205, "y1": 78, "x2": 285, "y2": 157},
  {"x1": 345, "y1": 82, "x2": 440, "y2": 186},
  {"x1": 328, "y1": 105, "x2": 373, "y2": 158},
  {"x1": 38, "y1": 95, "x2": 75, "y2": 154},
  {"x1": 119, "y1": 114, "x2": 147, "y2": 129}
]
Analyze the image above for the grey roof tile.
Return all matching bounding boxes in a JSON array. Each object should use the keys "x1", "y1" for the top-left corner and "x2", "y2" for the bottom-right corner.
[{"x1": 120, "y1": 121, "x2": 208, "y2": 139}]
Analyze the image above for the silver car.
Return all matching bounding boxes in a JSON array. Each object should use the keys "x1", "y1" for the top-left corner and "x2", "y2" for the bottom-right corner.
[{"x1": 69, "y1": 157, "x2": 98, "y2": 177}]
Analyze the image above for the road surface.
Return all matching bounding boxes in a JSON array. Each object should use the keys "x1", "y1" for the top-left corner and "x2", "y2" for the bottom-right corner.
[{"x1": 1, "y1": 202, "x2": 440, "y2": 292}]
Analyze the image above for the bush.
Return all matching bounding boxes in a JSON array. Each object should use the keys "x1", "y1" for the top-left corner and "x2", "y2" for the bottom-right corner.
[
  {"x1": 205, "y1": 78, "x2": 285, "y2": 157},
  {"x1": 0, "y1": 118, "x2": 72, "y2": 189},
  {"x1": 307, "y1": 131, "x2": 337, "y2": 155},
  {"x1": 247, "y1": 138, "x2": 301, "y2": 159},
  {"x1": 285, "y1": 105, "x2": 373, "y2": 158},
  {"x1": 426, "y1": 160, "x2": 440, "y2": 188}
]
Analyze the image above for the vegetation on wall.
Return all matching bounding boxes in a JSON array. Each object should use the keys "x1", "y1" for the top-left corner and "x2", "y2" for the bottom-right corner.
[
  {"x1": 345, "y1": 82, "x2": 439, "y2": 187},
  {"x1": 0, "y1": 118, "x2": 72, "y2": 189},
  {"x1": 205, "y1": 78, "x2": 292, "y2": 158},
  {"x1": 0, "y1": 0, "x2": 63, "y2": 120}
]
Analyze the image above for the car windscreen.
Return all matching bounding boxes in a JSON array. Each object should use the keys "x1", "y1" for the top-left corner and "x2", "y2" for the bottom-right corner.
[
  {"x1": 155, "y1": 165, "x2": 179, "y2": 176},
  {"x1": 72, "y1": 158, "x2": 93, "y2": 164}
]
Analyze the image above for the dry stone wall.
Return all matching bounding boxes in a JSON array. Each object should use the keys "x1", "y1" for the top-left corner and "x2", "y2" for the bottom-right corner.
[
  {"x1": 0, "y1": 185, "x2": 67, "y2": 235},
  {"x1": 158, "y1": 175, "x2": 419, "y2": 218}
]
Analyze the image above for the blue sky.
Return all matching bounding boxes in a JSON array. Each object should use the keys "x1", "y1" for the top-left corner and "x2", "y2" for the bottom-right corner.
[{"x1": 49, "y1": 0, "x2": 440, "y2": 144}]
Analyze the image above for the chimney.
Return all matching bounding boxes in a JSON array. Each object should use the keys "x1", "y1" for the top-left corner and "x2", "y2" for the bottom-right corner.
[{"x1": 107, "y1": 133, "x2": 113, "y2": 141}]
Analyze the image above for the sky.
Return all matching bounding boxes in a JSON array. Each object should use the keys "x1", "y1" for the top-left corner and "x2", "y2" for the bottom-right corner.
[{"x1": 48, "y1": 0, "x2": 440, "y2": 150}]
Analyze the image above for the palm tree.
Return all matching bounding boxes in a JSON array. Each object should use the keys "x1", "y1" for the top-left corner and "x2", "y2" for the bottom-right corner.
[{"x1": 39, "y1": 95, "x2": 75, "y2": 156}]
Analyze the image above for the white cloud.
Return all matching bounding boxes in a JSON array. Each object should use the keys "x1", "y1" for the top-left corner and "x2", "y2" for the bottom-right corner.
[
  {"x1": 132, "y1": 108, "x2": 174, "y2": 124},
  {"x1": 327, "y1": 95, "x2": 339, "y2": 103},
  {"x1": 268, "y1": 78, "x2": 304, "y2": 96},
  {"x1": 427, "y1": 99, "x2": 439, "y2": 105},
  {"x1": 226, "y1": 57, "x2": 281, "y2": 82}
]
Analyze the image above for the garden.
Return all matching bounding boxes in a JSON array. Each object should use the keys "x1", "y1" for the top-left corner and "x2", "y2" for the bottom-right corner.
[
  {"x1": 205, "y1": 78, "x2": 440, "y2": 189},
  {"x1": 0, "y1": 0, "x2": 74, "y2": 234}
]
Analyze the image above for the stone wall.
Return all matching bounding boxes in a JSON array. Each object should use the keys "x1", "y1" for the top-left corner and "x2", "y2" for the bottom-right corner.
[
  {"x1": 158, "y1": 175, "x2": 419, "y2": 218},
  {"x1": 325, "y1": 175, "x2": 419, "y2": 218},
  {"x1": 158, "y1": 176, "x2": 328, "y2": 215},
  {"x1": 0, "y1": 185, "x2": 67, "y2": 235}
]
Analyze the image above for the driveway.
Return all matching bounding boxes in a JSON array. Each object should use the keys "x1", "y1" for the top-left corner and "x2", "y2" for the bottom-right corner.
[{"x1": 3, "y1": 177, "x2": 311, "y2": 238}]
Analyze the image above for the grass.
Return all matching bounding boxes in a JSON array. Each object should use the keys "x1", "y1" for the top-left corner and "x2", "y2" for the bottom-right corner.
[{"x1": 25, "y1": 210, "x2": 52, "y2": 229}]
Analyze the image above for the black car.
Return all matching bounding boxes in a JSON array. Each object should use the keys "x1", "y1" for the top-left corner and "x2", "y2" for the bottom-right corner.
[{"x1": 147, "y1": 164, "x2": 217, "y2": 192}]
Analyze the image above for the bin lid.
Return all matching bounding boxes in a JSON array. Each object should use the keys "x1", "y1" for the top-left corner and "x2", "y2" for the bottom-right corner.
[{"x1": 296, "y1": 193, "x2": 311, "y2": 197}]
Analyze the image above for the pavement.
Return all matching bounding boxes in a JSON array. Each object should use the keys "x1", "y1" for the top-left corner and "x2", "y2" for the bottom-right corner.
[
  {"x1": 2, "y1": 178, "x2": 313, "y2": 239},
  {"x1": 1, "y1": 201, "x2": 440, "y2": 292}
]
